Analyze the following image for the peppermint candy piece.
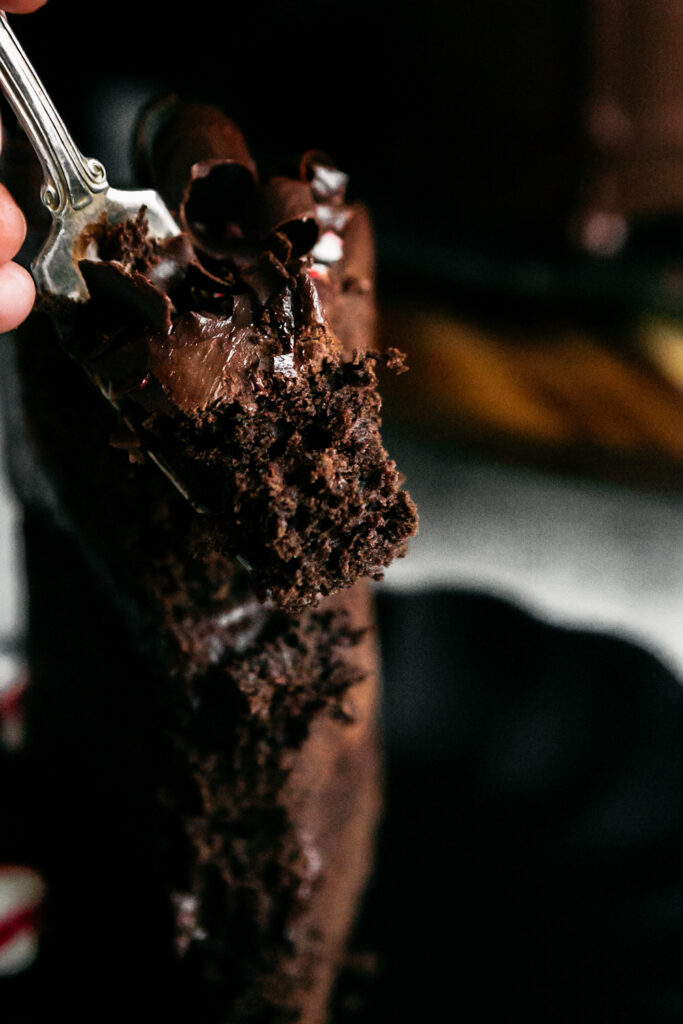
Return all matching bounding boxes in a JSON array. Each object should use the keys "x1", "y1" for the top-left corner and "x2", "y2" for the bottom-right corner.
[
  {"x1": 0, "y1": 650, "x2": 28, "y2": 753},
  {"x1": 309, "y1": 262, "x2": 330, "y2": 284},
  {"x1": 311, "y1": 229, "x2": 343, "y2": 265},
  {"x1": 0, "y1": 866, "x2": 45, "y2": 975},
  {"x1": 0, "y1": 674, "x2": 27, "y2": 752}
]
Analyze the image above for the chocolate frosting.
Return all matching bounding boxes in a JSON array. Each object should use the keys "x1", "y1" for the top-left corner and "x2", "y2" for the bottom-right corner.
[{"x1": 39, "y1": 98, "x2": 416, "y2": 609}]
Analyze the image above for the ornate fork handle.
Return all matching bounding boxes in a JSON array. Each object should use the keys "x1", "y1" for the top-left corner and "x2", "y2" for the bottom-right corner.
[{"x1": 0, "y1": 12, "x2": 109, "y2": 217}]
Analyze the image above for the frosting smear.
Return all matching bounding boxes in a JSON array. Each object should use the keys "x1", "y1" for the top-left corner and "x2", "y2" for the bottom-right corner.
[{"x1": 42, "y1": 100, "x2": 417, "y2": 609}]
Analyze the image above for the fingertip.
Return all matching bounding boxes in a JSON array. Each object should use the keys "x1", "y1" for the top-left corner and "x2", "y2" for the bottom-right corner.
[
  {"x1": 0, "y1": 261, "x2": 35, "y2": 333},
  {"x1": 0, "y1": 183, "x2": 27, "y2": 264},
  {"x1": 0, "y1": 2, "x2": 48, "y2": 14}
]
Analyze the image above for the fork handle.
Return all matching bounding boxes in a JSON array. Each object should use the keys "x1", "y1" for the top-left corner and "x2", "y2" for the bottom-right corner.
[{"x1": 0, "y1": 12, "x2": 109, "y2": 217}]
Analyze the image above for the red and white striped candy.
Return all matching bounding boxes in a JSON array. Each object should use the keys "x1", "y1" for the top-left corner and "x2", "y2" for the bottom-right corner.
[
  {"x1": 309, "y1": 262, "x2": 330, "y2": 284},
  {"x1": 0, "y1": 866, "x2": 45, "y2": 975},
  {"x1": 0, "y1": 673, "x2": 27, "y2": 751}
]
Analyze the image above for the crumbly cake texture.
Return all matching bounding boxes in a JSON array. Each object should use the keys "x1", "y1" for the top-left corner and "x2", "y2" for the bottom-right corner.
[
  {"x1": 42, "y1": 101, "x2": 416, "y2": 610},
  {"x1": 9, "y1": 99, "x2": 414, "y2": 1022}
]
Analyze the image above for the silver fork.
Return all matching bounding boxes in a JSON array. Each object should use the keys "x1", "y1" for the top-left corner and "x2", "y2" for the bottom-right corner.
[
  {"x1": 0, "y1": 11, "x2": 179, "y2": 302},
  {"x1": 0, "y1": 14, "x2": 197, "y2": 506}
]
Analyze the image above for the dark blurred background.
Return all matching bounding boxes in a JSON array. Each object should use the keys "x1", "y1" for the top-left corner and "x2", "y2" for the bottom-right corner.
[
  {"x1": 10, "y1": 0, "x2": 590, "y2": 251},
  {"x1": 11, "y1": 0, "x2": 683, "y2": 299},
  {"x1": 8, "y1": 0, "x2": 683, "y2": 478}
]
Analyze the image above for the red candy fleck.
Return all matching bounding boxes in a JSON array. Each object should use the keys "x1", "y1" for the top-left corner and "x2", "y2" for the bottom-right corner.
[
  {"x1": 309, "y1": 263, "x2": 330, "y2": 284},
  {"x1": 0, "y1": 675, "x2": 27, "y2": 751},
  {"x1": 0, "y1": 866, "x2": 45, "y2": 975}
]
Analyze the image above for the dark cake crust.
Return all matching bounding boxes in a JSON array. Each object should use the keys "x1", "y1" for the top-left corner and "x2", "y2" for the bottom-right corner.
[{"x1": 14, "y1": 316, "x2": 383, "y2": 1020}]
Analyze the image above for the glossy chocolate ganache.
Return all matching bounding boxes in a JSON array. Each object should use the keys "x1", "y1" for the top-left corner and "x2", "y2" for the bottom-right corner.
[
  {"x1": 7, "y1": 99, "x2": 416, "y2": 1023},
  {"x1": 41, "y1": 99, "x2": 417, "y2": 610}
]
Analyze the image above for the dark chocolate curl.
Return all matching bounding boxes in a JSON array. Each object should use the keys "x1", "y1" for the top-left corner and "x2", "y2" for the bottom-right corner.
[
  {"x1": 84, "y1": 334, "x2": 151, "y2": 399},
  {"x1": 241, "y1": 250, "x2": 293, "y2": 308},
  {"x1": 251, "y1": 178, "x2": 319, "y2": 257},
  {"x1": 147, "y1": 233, "x2": 198, "y2": 293},
  {"x1": 181, "y1": 159, "x2": 256, "y2": 257},
  {"x1": 297, "y1": 272, "x2": 327, "y2": 326},
  {"x1": 182, "y1": 259, "x2": 235, "y2": 295},
  {"x1": 136, "y1": 97, "x2": 257, "y2": 214},
  {"x1": 79, "y1": 261, "x2": 172, "y2": 335}
]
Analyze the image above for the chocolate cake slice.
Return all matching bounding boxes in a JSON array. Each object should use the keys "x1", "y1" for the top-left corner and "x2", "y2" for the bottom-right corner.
[
  {"x1": 7, "y1": 99, "x2": 416, "y2": 1022},
  {"x1": 42, "y1": 99, "x2": 416, "y2": 610}
]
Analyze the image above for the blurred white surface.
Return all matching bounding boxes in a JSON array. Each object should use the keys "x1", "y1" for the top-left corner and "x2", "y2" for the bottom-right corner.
[{"x1": 381, "y1": 435, "x2": 683, "y2": 680}]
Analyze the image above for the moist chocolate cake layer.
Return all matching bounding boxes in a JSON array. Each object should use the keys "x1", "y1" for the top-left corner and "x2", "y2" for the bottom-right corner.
[{"x1": 41, "y1": 100, "x2": 416, "y2": 610}]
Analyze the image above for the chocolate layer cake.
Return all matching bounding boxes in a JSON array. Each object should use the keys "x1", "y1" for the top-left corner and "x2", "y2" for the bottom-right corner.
[{"x1": 5, "y1": 99, "x2": 416, "y2": 1021}]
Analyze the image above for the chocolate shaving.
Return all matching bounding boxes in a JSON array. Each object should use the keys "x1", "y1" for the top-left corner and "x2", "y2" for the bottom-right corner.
[
  {"x1": 79, "y1": 261, "x2": 172, "y2": 335},
  {"x1": 251, "y1": 178, "x2": 319, "y2": 257},
  {"x1": 241, "y1": 250, "x2": 293, "y2": 308},
  {"x1": 137, "y1": 97, "x2": 257, "y2": 213},
  {"x1": 181, "y1": 159, "x2": 256, "y2": 256}
]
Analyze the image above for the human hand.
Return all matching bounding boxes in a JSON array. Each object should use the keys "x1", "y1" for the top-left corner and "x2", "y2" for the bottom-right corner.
[{"x1": 0, "y1": 0, "x2": 48, "y2": 333}]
